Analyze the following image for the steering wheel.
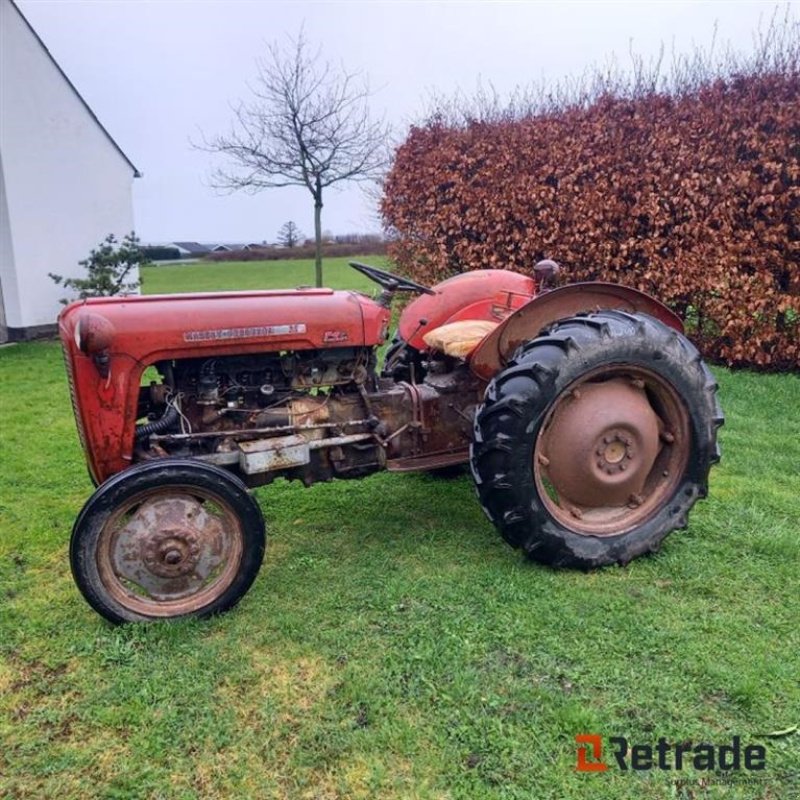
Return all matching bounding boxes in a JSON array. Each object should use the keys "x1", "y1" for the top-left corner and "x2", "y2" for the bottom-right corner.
[{"x1": 349, "y1": 261, "x2": 435, "y2": 295}]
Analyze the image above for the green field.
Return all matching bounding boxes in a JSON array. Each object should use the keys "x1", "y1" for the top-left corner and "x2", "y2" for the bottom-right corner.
[
  {"x1": 1, "y1": 259, "x2": 798, "y2": 799},
  {"x1": 139, "y1": 256, "x2": 383, "y2": 295}
]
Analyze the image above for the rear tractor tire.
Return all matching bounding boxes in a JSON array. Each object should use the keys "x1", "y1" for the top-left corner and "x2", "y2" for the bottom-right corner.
[
  {"x1": 470, "y1": 310, "x2": 723, "y2": 568},
  {"x1": 70, "y1": 460, "x2": 266, "y2": 623}
]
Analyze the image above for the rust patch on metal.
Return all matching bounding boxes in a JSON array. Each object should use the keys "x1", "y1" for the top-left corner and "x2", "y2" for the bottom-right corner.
[
  {"x1": 532, "y1": 366, "x2": 690, "y2": 536},
  {"x1": 96, "y1": 488, "x2": 244, "y2": 617},
  {"x1": 386, "y1": 450, "x2": 469, "y2": 472},
  {"x1": 538, "y1": 379, "x2": 660, "y2": 509},
  {"x1": 469, "y1": 282, "x2": 684, "y2": 381}
]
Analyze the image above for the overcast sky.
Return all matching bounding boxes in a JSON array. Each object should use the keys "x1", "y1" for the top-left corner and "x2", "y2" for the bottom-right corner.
[{"x1": 17, "y1": 0, "x2": 790, "y2": 245}]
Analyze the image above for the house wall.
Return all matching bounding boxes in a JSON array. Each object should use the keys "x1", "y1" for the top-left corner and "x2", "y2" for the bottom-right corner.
[
  {"x1": 0, "y1": 150, "x2": 15, "y2": 343},
  {"x1": 0, "y1": 0, "x2": 137, "y2": 335}
]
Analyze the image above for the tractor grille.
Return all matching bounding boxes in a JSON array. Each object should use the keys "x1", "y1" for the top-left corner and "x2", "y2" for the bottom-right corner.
[{"x1": 60, "y1": 342, "x2": 88, "y2": 456}]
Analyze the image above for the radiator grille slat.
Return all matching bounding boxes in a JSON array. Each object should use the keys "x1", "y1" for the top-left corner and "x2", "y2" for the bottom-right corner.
[{"x1": 60, "y1": 343, "x2": 88, "y2": 455}]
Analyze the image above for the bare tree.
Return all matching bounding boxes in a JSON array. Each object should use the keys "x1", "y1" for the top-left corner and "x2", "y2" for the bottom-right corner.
[
  {"x1": 199, "y1": 31, "x2": 389, "y2": 286},
  {"x1": 277, "y1": 220, "x2": 303, "y2": 249}
]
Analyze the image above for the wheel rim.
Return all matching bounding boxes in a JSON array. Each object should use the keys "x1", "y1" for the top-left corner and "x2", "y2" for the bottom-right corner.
[
  {"x1": 95, "y1": 485, "x2": 245, "y2": 617},
  {"x1": 533, "y1": 366, "x2": 690, "y2": 536}
]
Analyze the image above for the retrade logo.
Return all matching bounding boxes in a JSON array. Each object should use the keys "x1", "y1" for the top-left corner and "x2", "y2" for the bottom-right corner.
[
  {"x1": 576, "y1": 734, "x2": 608, "y2": 772},
  {"x1": 575, "y1": 734, "x2": 766, "y2": 773}
]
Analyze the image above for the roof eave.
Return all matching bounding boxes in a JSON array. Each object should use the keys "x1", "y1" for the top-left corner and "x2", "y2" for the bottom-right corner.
[{"x1": 10, "y1": 0, "x2": 142, "y2": 178}]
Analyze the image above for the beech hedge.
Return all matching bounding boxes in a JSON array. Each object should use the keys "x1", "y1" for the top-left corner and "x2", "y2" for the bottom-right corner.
[{"x1": 382, "y1": 72, "x2": 799, "y2": 370}]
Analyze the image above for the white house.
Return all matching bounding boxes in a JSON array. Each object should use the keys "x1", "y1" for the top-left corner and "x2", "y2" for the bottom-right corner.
[{"x1": 0, "y1": 0, "x2": 140, "y2": 342}]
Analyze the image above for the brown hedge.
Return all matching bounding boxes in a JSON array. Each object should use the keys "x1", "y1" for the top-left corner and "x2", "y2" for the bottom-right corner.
[{"x1": 381, "y1": 74, "x2": 800, "y2": 370}]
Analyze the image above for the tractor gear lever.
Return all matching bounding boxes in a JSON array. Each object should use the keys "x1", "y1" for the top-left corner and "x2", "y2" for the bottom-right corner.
[{"x1": 384, "y1": 318, "x2": 428, "y2": 376}]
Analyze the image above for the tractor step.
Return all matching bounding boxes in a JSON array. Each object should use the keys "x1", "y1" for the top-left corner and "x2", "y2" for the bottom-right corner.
[{"x1": 386, "y1": 450, "x2": 468, "y2": 473}]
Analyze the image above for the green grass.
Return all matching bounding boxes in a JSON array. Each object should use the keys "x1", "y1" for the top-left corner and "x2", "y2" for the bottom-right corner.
[
  {"x1": 139, "y1": 256, "x2": 384, "y2": 295},
  {"x1": 1, "y1": 261, "x2": 799, "y2": 799}
]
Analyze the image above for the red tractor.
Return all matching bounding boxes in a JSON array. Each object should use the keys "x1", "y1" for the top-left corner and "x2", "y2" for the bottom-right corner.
[{"x1": 59, "y1": 261, "x2": 723, "y2": 623}]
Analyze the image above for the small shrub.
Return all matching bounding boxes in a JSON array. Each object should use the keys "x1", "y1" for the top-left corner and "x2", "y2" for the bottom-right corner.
[{"x1": 50, "y1": 233, "x2": 150, "y2": 303}]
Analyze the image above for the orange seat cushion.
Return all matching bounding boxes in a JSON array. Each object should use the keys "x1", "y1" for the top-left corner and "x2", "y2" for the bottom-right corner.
[{"x1": 422, "y1": 320, "x2": 500, "y2": 359}]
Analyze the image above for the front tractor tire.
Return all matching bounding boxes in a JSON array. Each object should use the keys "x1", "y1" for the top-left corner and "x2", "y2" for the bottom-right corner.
[
  {"x1": 70, "y1": 460, "x2": 266, "y2": 624},
  {"x1": 470, "y1": 311, "x2": 723, "y2": 569}
]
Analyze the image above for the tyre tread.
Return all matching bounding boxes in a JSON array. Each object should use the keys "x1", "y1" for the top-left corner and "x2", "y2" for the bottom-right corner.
[{"x1": 469, "y1": 311, "x2": 723, "y2": 568}]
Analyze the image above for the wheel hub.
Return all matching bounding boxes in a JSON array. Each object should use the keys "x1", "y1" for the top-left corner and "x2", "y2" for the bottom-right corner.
[
  {"x1": 537, "y1": 378, "x2": 661, "y2": 510},
  {"x1": 108, "y1": 494, "x2": 231, "y2": 602},
  {"x1": 600, "y1": 434, "x2": 629, "y2": 466},
  {"x1": 142, "y1": 527, "x2": 201, "y2": 578}
]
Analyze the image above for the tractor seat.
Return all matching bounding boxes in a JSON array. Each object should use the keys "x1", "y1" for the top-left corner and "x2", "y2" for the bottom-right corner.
[{"x1": 423, "y1": 320, "x2": 500, "y2": 359}]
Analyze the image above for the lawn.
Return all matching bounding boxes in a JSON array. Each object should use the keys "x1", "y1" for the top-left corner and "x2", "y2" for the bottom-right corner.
[
  {"x1": 139, "y1": 256, "x2": 383, "y2": 295},
  {"x1": 1, "y1": 258, "x2": 798, "y2": 799}
]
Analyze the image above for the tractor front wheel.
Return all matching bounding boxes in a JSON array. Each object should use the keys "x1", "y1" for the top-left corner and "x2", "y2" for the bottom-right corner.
[
  {"x1": 70, "y1": 460, "x2": 266, "y2": 623},
  {"x1": 470, "y1": 310, "x2": 723, "y2": 568}
]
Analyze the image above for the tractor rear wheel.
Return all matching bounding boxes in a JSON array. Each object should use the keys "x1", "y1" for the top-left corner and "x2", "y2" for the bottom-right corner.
[
  {"x1": 70, "y1": 460, "x2": 265, "y2": 623},
  {"x1": 470, "y1": 310, "x2": 723, "y2": 568}
]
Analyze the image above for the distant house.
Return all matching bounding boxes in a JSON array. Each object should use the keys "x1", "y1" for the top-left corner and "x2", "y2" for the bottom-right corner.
[
  {"x1": 0, "y1": 0, "x2": 140, "y2": 342},
  {"x1": 160, "y1": 242, "x2": 265, "y2": 258},
  {"x1": 170, "y1": 242, "x2": 211, "y2": 257},
  {"x1": 209, "y1": 243, "x2": 248, "y2": 253}
]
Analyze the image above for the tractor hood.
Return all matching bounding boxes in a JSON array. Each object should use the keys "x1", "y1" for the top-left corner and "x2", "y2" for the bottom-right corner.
[{"x1": 59, "y1": 288, "x2": 391, "y2": 365}]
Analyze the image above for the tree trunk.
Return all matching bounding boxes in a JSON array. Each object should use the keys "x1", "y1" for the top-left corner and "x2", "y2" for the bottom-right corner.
[{"x1": 314, "y1": 184, "x2": 323, "y2": 287}]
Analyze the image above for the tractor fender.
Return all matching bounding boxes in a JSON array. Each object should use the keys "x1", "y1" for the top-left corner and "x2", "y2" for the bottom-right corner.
[{"x1": 468, "y1": 282, "x2": 684, "y2": 381}]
